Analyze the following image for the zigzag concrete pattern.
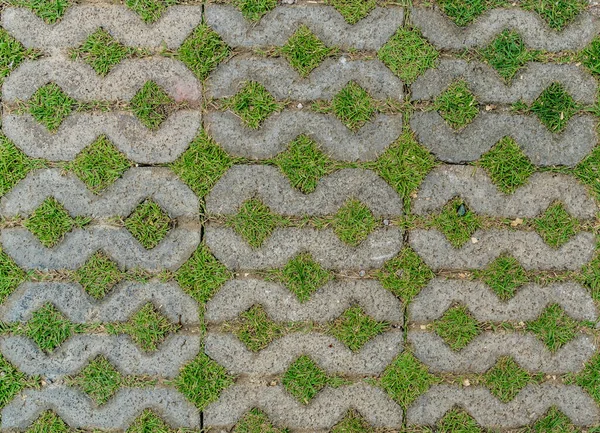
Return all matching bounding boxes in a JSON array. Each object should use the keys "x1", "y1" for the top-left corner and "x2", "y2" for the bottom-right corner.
[{"x1": 2, "y1": 1, "x2": 600, "y2": 431}]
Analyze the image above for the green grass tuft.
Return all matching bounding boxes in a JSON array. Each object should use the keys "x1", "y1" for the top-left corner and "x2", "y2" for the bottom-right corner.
[
  {"x1": 26, "y1": 304, "x2": 74, "y2": 353},
  {"x1": 480, "y1": 30, "x2": 540, "y2": 80},
  {"x1": 475, "y1": 255, "x2": 528, "y2": 301},
  {"x1": 376, "y1": 247, "x2": 435, "y2": 304},
  {"x1": 433, "y1": 198, "x2": 482, "y2": 248},
  {"x1": 435, "y1": 80, "x2": 479, "y2": 129},
  {"x1": 174, "y1": 352, "x2": 234, "y2": 410},
  {"x1": 478, "y1": 137, "x2": 535, "y2": 194},
  {"x1": 225, "y1": 81, "x2": 283, "y2": 129},
  {"x1": 227, "y1": 198, "x2": 283, "y2": 248},
  {"x1": 69, "y1": 356, "x2": 122, "y2": 405},
  {"x1": 10, "y1": 0, "x2": 70, "y2": 23},
  {"x1": 74, "y1": 252, "x2": 122, "y2": 300},
  {"x1": 70, "y1": 28, "x2": 133, "y2": 76},
  {"x1": 529, "y1": 83, "x2": 579, "y2": 133},
  {"x1": 568, "y1": 353, "x2": 600, "y2": 403},
  {"x1": 175, "y1": 244, "x2": 232, "y2": 304},
  {"x1": 26, "y1": 411, "x2": 69, "y2": 433},
  {"x1": 437, "y1": 409, "x2": 482, "y2": 433},
  {"x1": 0, "y1": 353, "x2": 35, "y2": 409},
  {"x1": 268, "y1": 253, "x2": 332, "y2": 302},
  {"x1": 580, "y1": 253, "x2": 600, "y2": 302},
  {"x1": 530, "y1": 407, "x2": 578, "y2": 432},
  {"x1": 127, "y1": 410, "x2": 177, "y2": 433},
  {"x1": 177, "y1": 24, "x2": 231, "y2": 81},
  {"x1": 28, "y1": 83, "x2": 75, "y2": 132},
  {"x1": 271, "y1": 135, "x2": 334, "y2": 194},
  {"x1": 280, "y1": 26, "x2": 336, "y2": 77},
  {"x1": 0, "y1": 29, "x2": 38, "y2": 80},
  {"x1": 233, "y1": 408, "x2": 288, "y2": 433},
  {"x1": 581, "y1": 36, "x2": 600, "y2": 78},
  {"x1": 235, "y1": 304, "x2": 282, "y2": 352},
  {"x1": 433, "y1": 305, "x2": 480, "y2": 350},
  {"x1": 283, "y1": 355, "x2": 329, "y2": 404},
  {"x1": 24, "y1": 197, "x2": 75, "y2": 248},
  {"x1": 0, "y1": 249, "x2": 26, "y2": 306},
  {"x1": 331, "y1": 81, "x2": 376, "y2": 131},
  {"x1": 329, "y1": 306, "x2": 389, "y2": 351},
  {"x1": 483, "y1": 357, "x2": 531, "y2": 402},
  {"x1": 377, "y1": 27, "x2": 439, "y2": 84},
  {"x1": 125, "y1": 199, "x2": 172, "y2": 249},
  {"x1": 125, "y1": 0, "x2": 176, "y2": 23},
  {"x1": 130, "y1": 81, "x2": 174, "y2": 130},
  {"x1": 0, "y1": 135, "x2": 46, "y2": 198},
  {"x1": 234, "y1": 0, "x2": 277, "y2": 21},
  {"x1": 437, "y1": 0, "x2": 508, "y2": 27},
  {"x1": 533, "y1": 203, "x2": 577, "y2": 248},
  {"x1": 331, "y1": 410, "x2": 373, "y2": 433},
  {"x1": 111, "y1": 303, "x2": 179, "y2": 351},
  {"x1": 333, "y1": 199, "x2": 378, "y2": 246},
  {"x1": 67, "y1": 136, "x2": 131, "y2": 194},
  {"x1": 328, "y1": 0, "x2": 376, "y2": 24},
  {"x1": 573, "y1": 146, "x2": 600, "y2": 201},
  {"x1": 522, "y1": 0, "x2": 587, "y2": 30},
  {"x1": 526, "y1": 304, "x2": 579, "y2": 352},
  {"x1": 379, "y1": 352, "x2": 440, "y2": 410}
]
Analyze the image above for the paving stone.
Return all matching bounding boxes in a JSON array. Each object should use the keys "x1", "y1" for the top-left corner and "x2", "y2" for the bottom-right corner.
[{"x1": 411, "y1": 7, "x2": 600, "y2": 51}]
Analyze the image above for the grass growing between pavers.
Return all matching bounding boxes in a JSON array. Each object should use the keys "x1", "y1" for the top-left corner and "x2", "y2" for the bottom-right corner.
[
  {"x1": 327, "y1": 0, "x2": 376, "y2": 24},
  {"x1": 483, "y1": 356, "x2": 533, "y2": 402},
  {"x1": 312, "y1": 81, "x2": 377, "y2": 131},
  {"x1": 177, "y1": 24, "x2": 231, "y2": 81},
  {"x1": 74, "y1": 252, "x2": 123, "y2": 299},
  {"x1": 0, "y1": 135, "x2": 46, "y2": 197},
  {"x1": 223, "y1": 81, "x2": 284, "y2": 129},
  {"x1": 474, "y1": 255, "x2": 528, "y2": 300},
  {"x1": 280, "y1": 26, "x2": 337, "y2": 77},
  {"x1": 525, "y1": 304, "x2": 579, "y2": 351},
  {"x1": 480, "y1": 30, "x2": 541, "y2": 81},
  {"x1": 433, "y1": 305, "x2": 481, "y2": 350},
  {"x1": 7, "y1": 0, "x2": 70, "y2": 23},
  {"x1": 0, "y1": 29, "x2": 39, "y2": 82},
  {"x1": 432, "y1": 198, "x2": 482, "y2": 247},
  {"x1": 436, "y1": 0, "x2": 509, "y2": 27},
  {"x1": 125, "y1": 0, "x2": 176, "y2": 23},
  {"x1": 435, "y1": 80, "x2": 479, "y2": 129},
  {"x1": 0, "y1": 353, "x2": 40, "y2": 410},
  {"x1": 124, "y1": 199, "x2": 172, "y2": 249},
  {"x1": 130, "y1": 81, "x2": 175, "y2": 129},
  {"x1": 521, "y1": 0, "x2": 588, "y2": 30},
  {"x1": 28, "y1": 83, "x2": 76, "y2": 132},
  {"x1": 233, "y1": 0, "x2": 277, "y2": 21},
  {"x1": 233, "y1": 408, "x2": 288, "y2": 433},
  {"x1": 282, "y1": 355, "x2": 345, "y2": 404}
]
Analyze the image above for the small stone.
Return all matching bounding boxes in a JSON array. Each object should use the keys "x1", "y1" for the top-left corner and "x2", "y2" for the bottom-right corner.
[
  {"x1": 420, "y1": 325, "x2": 427, "y2": 330},
  {"x1": 470, "y1": 237, "x2": 478, "y2": 244},
  {"x1": 510, "y1": 218, "x2": 524, "y2": 227},
  {"x1": 297, "y1": 103, "x2": 303, "y2": 109},
  {"x1": 463, "y1": 379, "x2": 471, "y2": 387},
  {"x1": 383, "y1": 219, "x2": 390, "y2": 226}
]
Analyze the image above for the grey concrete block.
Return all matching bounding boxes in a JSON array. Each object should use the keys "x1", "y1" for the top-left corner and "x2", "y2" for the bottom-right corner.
[
  {"x1": 409, "y1": 230, "x2": 595, "y2": 271},
  {"x1": 2, "y1": 112, "x2": 201, "y2": 164},
  {"x1": 410, "y1": 279, "x2": 598, "y2": 323},
  {"x1": 2, "y1": 5, "x2": 202, "y2": 50},
  {"x1": 407, "y1": 384, "x2": 599, "y2": 427},
  {"x1": 204, "y1": 382, "x2": 402, "y2": 430},
  {"x1": 412, "y1": 165, "x2": 598, "y2": 219},
  {"x1": 205, "y1": 166, "x2": 403, "y2": 217},
  {"x1": 412, "y1": 60, "x2": 597, "y2": 104},
  {"x1": 206, "y1": 56, "x2": 403, "y2": 101},
  {"x1": 205, "y1": 226, "x2": 402, "y2": 270},
  {"x1": 410, "y1": 7, "x2": 600, "y2": 51},
  {"x1": 204, "y1": 4, "x2": 403, "y2": 50},
  {"x1": 1, "y1": 386, "x2": 200, "y2": 430},
  {"x1": 3, "y1": 57, "x2": 201, "y2": 103},
  {"x1": 205, "y1": 110, "x2": 403, "y2": 161},
  {"x1": 410, "y1": 111, "x2": 596, "y2": 166}
]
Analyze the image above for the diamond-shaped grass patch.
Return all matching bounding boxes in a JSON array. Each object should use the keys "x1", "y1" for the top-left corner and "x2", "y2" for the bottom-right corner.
[
  {"x1": 127, "y1": 409, "x2": 175, "y2": 433},
  {"x1": 281, "y1": 25, "x2": 335, "y2": 77},
  {"x1": 269, "y1": 253, "x2": 332, "y2": 302},
  {"x1": 581, "y1": 36, "x2": 600, "y2": 78},
  {"x1": 329, "y1": 0, "x2": 376, "y2": 24},
  {"x1": 435, "y1": 80, "x2": 479, "y2": 129},
  {"x1": 529, "y1": 83, "x2": 579, "y2": 133},
  {"x1": 225, "y1": 81, "x2": 283, "y2": 129},
  {"x1": 177, "y1": 24, "x2": 231, "y2": 81},
  {"x1": 522, "y1": 0, "x2": 588, "y2": 31},
  {"x1": 0, "y1": 29, "x2": 37, "y2": 80},
  {"x1": 526, "y1": 304, "x2": 579, "y2": 352},
  {"x1": 114, "y1": 303, "x2": 179, "y2": 352},
  {"x1": 25, "y1": 411, "x2": 69, "y2": 433},
  {"x1": 125, "y1": 199, "x2": 172, "y2": 249},
  {"x1": 75, "y1": 252, "x2": 123, "y2": 300},
  {"x1": 227, "y1": 198, "x2": 283, "y2": 248},
  {"x1": 534, "y1": 203, "x2": 578, "y2": 248},
  {"x1": 433, "y1": 305, "x2": 480, "y2": 351},
  {"x1": 233, "y1": 0, "x2": 277, "y2": 21},
  {"x1": 380, "y1": 352, "x2": 441, "y2": 410},
  {"x1": 329, "y1": 306, "x2": 389, "y2": 351},
  {"x1": 24, "y1": 197, "x2": 75, "y2": 248},
  {"x1": 71, "y1": 28, "x2": 132, "y2": 76},
  {"x1": 331, "y1": 81, "x2": 376, "y2": 131},
  {"x1": 483, "y1": 357, "x2": 531, "y2": 402},
  {"x1": 433, "y1": 198, "x2": 482, "y2": 248},
  {"x1": 0, "y1": 353, "x2": 34, "y2": 409},
  {"x1": 233, "y1": 408, "x2": 286, "y2": 433},
  {"x1": 174, "y1": 353, "x2": 234, "y2": 410},
  {"x1": 437, "y1": 0, "x2": 508, "y2": 27},
  {"x1": 0, "y1": 248, "x2": 26, "y2": 305},
  {"x1": 331, "y1": 410, "x2": 374, "y2": 433},
  {"x1": 437, "y1": 409, "x2": 482, "y2": 433},
  {"x1": 283, "y1": 355, "x2": 329, "y2": 404},
  {"x1": 480, "y1": 30, "x2": 539, "y2": 81},
  {"x1": 569, "y1": 353, "x2": 600, "y2": 403},
  {"x1": 0, "y1": 135, "x2": 45, "y2": 197},
  {"x1": 70, "y1": 356, "x2": 122, "y2": 405},
  {"x1": 130, "y1": 81, "x2": 174, "y2": 130},
  {"x1": 478, "y1": 137, "x2": 535, "y2": 194},
  {"x1": 16, "y1": 0, "x2": 70, "y2": 24},
  {"x1": 26, "y1": 304, "x2": 74, "y2": 353},
  {"x1": 530, "y1": 407, "x2": 578, "y2": 432},
  {"x1": 125, "y1": 0, "x2": 176, "y2": 24},
  {"x1": 476, "y1": 255, "x2": 528, "y2": 301},
  {"x1": 68, "y1": 136, "x2": 131, "y2": 194},
  {"x1": 235, "y1": 304, "x2": 282, "y2": 352},
  {"x1": 333, "y1": 199, "x2": 378, "y2": 246},
  {"x1": 28, "y1": 83, "x2": 76, "y2": 132},
  {"x1": 376, "y1": 247, "x2": 435, "y2": 304},
  {"x1": 378, "y1": 27, "x2": 439, "y2": 84},
  {"x1": 272, "y1": 135, "x2": 334, "y2": 194}
]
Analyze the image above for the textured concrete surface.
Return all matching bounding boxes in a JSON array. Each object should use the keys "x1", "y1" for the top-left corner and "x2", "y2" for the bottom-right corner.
[{"x1": 1, "y1": 2, "x2": 600, "y2": 432}]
